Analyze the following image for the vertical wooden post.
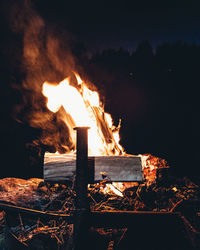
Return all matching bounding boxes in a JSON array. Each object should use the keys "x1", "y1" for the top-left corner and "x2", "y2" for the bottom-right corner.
[{"x1": 73, "y1": 127, "x2": 90, "y2": 250}]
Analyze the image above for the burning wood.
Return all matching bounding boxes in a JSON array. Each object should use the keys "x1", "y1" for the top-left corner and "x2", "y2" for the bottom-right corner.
[
  {"x1": 0, "y1": 73, "x2": 197, "y2": 249},
  {"x1": 41, "y1": 73, "x2": 168, "y2": 190},
  {"x1": 42, "y1": 73, "x2": 123, "y2": 156}
]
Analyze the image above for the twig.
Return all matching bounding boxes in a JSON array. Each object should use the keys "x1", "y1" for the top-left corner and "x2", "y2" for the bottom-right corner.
[
  {"x1": 59, "y1": 232, "x2": 65, "y2": 245},
  {"x1": 170, "y1": 198, "x2": 184, "y2": 212},
  {"x1": 37, "y1": 218, "x2": 45, "y2": 228},
  {"x1": 88, "y1": 193, "x2": 97, "y2": 204},
  {"x1": 52, "y1": 233, "x2": 62, "y2": 244},
  {"x1": 116, "y1": 228, "x2": 127, "y2": 247},
  {"x1": 18, "y1": 213, "x2": 25, "y2": 232},
  {"x1": 10, "y1": 232, "x2": 28, "y2": 247},
  {"x1": 107, "y1": 240, "x2": 114, "y2": 250}
]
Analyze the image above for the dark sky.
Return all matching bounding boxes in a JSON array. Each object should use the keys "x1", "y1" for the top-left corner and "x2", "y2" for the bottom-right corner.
[{"x1": 34, "y1": 0, "x2": 200, "y2": 51}]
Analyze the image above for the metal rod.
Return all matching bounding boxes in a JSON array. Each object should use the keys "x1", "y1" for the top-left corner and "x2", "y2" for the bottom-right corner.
[
  {"x1": 0, "y1": 202, "x2": 73, "y2": 221},
  {"x1": 73, "y1": 127, "x2": 90, "y2": 250}
]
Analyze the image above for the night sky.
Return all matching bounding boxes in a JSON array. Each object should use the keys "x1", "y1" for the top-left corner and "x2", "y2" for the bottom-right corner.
[
  {"x1": 34, "y1": 0, "x2": 200, "y2": 51},
  {"x1": 0, "y1": 0, "x2": 200, "y2": 179}
]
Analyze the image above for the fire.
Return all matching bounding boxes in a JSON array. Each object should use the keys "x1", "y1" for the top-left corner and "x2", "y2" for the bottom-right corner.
[{"x1": 42, "y1": 73, "x2": 124, "y2": 156}]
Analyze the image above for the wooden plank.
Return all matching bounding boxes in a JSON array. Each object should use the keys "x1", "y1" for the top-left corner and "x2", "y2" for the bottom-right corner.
[
  {"x1": 94, "y1": 156, "x2": 142, "y2": 182},
  {"x1": 44, "y1": 153, "x2": 76, "y2": 182},
  {"x1": 44, "y1": 153, "x2": 143, "y2": 182}
]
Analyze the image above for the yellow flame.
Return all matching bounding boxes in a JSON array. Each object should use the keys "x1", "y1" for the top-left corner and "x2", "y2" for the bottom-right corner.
[
  {"x1": 74, "y1": 72, "x2": 83, "y2": 85},
  {"x1": 42, "y1": 73, "x2": 124, "y2": 156}
]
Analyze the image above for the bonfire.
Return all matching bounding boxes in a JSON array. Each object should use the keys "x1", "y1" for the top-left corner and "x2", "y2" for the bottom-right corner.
[{"x1": 0, "y1": 73, "x2": 199, "y2": 250}]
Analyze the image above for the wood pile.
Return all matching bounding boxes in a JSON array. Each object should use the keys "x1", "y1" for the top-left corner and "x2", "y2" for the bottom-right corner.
[{"x1": 0, "y1": 155, "x2": 200, "y2": 249}]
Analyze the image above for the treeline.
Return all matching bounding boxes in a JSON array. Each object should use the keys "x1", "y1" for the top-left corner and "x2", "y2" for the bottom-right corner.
[{"x1": 78, "y1": 41, "x2": 200, "y2": 177}]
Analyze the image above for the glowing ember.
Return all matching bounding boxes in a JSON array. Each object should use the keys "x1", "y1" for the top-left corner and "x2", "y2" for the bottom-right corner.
[{"x1": 42, "y1": 73, "x2": 124, "y2": 156}]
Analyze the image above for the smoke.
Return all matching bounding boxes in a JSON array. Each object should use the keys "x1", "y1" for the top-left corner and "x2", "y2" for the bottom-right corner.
[
  {"x1": 6, "y1": 0, "x2": 79, "y2": 152},
  {"x1": 8, "y1": 0, "x2": 75, "y2": 86}
]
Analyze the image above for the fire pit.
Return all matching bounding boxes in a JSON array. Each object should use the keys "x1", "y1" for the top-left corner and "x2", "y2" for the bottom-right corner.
[
  {"x1": 0, "y1": 74, "x2": 200, "y2": 249},
  {"x1": 42, "y1": 126, "x2": 200, "y2": 250},
  {"x1": 0, "y1": 161, "x2": 200, "y2": 249}
]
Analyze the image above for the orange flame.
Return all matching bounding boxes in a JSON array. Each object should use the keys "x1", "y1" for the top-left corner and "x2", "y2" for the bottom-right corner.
[{"x1": 42, "y1": 73, "x2": 124, "y2": 156}]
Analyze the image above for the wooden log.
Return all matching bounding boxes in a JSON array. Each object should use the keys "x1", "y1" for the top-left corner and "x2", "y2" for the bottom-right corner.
[{"x1": 44, "y1": 153, "x2": 143, "y2": 183}]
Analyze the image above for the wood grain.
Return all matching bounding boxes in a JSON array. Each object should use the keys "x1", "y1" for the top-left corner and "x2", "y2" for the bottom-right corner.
[{"x1": 44, "y1": 153, "x2": 143, "y2": 182}]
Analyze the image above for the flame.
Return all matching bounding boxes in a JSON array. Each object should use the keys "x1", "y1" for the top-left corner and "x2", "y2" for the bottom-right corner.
[
  {"x1": 42, "y1": 73, "x2": 124, "y2": 156},
  {"x1": 74, "y1": 72, "x2": 83, "y2": 85}
]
